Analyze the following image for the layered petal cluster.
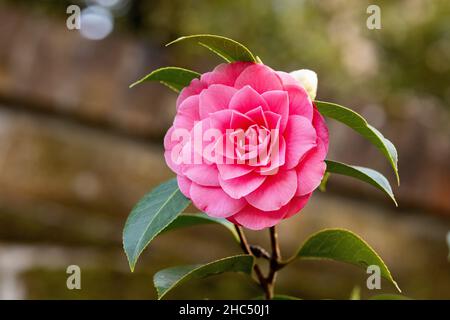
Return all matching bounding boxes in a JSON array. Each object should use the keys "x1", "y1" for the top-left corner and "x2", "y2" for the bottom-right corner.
[{"x1": 164, "y1": 62, "x2": 329, "y2": 230}]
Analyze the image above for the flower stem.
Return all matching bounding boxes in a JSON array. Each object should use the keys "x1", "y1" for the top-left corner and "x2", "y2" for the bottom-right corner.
[
  {"x1": 266, "y1": 226, "x2": 282, "y2": 299},
  {"x1": 234, "y1": 225, "x2": 268, "y2": 296},
  {"x1": 234, "y1": 225, "x2": 287, "y2": 300}
]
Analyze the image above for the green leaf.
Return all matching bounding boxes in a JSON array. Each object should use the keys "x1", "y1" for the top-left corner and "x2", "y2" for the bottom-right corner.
[
  {"x1": 129, "y1": 67, "x2": 200, "y2": 92},
  {"x1": 162, "y1": 213, "x2": 240, "y2": 242},
  {"x1": 325, "y1": 160, "x2": 397, "y2": 206},
  {"x1": 315, "y1": 101, "x2": 399, "y2": 185},
  {"x1": 123, "y1": 179, "x2": 190, "y2": 271},
  {"x1": 296, "y1": 229, "x2": 400, "y2": 292},
  {"x1": 167, "y1": 34, "x2": 257, "y2": 63},
  {"x1": 369, "y1": 294, "x2": 411, "y2": 300},
  {"x1": 154, "y1": 255, "x2": 254, "y2": 299}
]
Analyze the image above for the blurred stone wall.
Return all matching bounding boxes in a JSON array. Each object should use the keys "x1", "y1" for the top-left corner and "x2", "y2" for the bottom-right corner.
[{"x1": 0, "y1": 4, "x2": 449, "y2": 299}]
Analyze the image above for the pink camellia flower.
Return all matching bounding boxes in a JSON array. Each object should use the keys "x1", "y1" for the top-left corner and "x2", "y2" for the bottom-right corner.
[{"x1": 164, "y1": 62, "x2": 329, "y2": 230}]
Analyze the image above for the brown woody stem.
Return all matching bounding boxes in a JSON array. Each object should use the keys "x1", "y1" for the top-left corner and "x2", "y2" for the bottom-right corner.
[
  {"x1": 234, "y1": 225, "x2": 287, "y2": 300},
  {"x1": 266, "y1": 226, "x2": 282, "y2": 299},
  {"x1": 234, "y1": 225, "x2": 267, "y2": 294}
]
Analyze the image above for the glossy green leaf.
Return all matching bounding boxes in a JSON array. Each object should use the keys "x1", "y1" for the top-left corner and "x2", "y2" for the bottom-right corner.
[
  {"x1": 296, "y1": 229, "x2": 400, "y2": 292},
  {"x1": 123, "y1": 179, "x2": 190, "y2": 271},
  {"x1": 129, "y1": 67, "x2": 200, "y2": 92},
  {"x1": 154, "y1": 255, "x2": 254, "y2": 299},
  {"x1": 315, "y1": 100, "x2": 399, "y2": 185},
  {"x1": 167, "y1": 34, "x2": 257, "y2": 63},
  {"x1": 162, "y1": 213, "x2": 240, "y2": 242},
  {"x1": 325, "y1": 160, "x2": 397, "y2": 206}
]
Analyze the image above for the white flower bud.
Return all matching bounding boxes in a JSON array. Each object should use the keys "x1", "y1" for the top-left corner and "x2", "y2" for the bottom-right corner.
[{"x1": 289, "y1": 69, "x2": 318, "y2": 100}]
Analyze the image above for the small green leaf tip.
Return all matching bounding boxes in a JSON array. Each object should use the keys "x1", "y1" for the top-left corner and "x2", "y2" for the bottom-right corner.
[
  {"x1": 166, "y1": 34, "x2": 257, "y2": 63},
  {"x1": 325, "y1": 160, "x2": 397, "y2": 206},
  {"x1": 129, "y1": 67, "x2": 200, "y2": 92}
]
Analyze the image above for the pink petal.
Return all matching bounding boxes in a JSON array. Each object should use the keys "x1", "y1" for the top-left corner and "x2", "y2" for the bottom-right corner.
[
  {"x1": 189, "y1": 183, "x2": 247, "y2": 218},
  {"x1": 285, "y1": 85, "x2": 313, "y2": 121},
  {"x1": 219, "y1": 171, "x2": 267, "y2": 199},
  {"x1": 230, "y1": 111, "x2": 255, "y2": 130},
  {"x1": 252, "y1": 126, "x2": 280, "y2": 168},
  {"x1": 225, "y1": 215, "x2": 239, "y2": 225},
  {"x1": 199, "y1": 84, "x2": 237, "y2": 119},
  {"x1": 190, "y1": 118, "x2": 214, "y2": 163},
  {"x1": 231, "y1": 204, "x2": 289, "y2": 230},
  {"x1": 201, "y1": 62, "x2": 253, "y2": 87},
  {"x1": 263, "y1": 111, "x2": 282, "y2": 131},
  {"x1": 177, "y1": 175, "x2": 192, "y2": 198},
  {"x1": 217, "y1": 163, "x2": 254, "y2": 180},
  {"x1": 229, "y1": 85, "x2": 268, "y2": 114},
  {"x1": 213, "y1": 133, "x2": 239, "y2": 164},
  {"x1": 247, "y1": 133, "x2": 271, "y2": 165},
  {"x1": 258, "y1": 136, "x2": 286, "y2": 175},
  {"x1": 164, "y1": 126, "x2": 190, "y2": 156},
  {"x1": 199, "y1": 125, "x2": 225, "y2": 165},
  {"x1": 209, "y1": 109, "x2": 233, "y2": 132},
  {"x1": 164, "y1": 126, "x2": 176, "y2": 150},
  {"x1": 176, "y1": 78, "x2": 206, "y2": 109},
  {"x1": 261, "y1": 90, "x2": 289, "y2": 132},
  {"x1": 182, "y1": 163, "x2": 220, "y2": 187},
  {"x1": 284, "y1": 193, "x2": 312, "y2": 219},
  {"x1": 312, "y1": 107, "x2": 329, "y2": 153},
  {"x1": 164, "y1": 127, "x2": 190, "y2": 174},
  {"x1": 245, "y1": 106, "x2": 268, "y2": 127},
  {"x1": 164, "y1": 150, "x2": 182, "y2": 175},
  {"x1": 245, "y1": 170, "x2": 297, "y2": 211},
  {"x1": 174, "y1": 95, "x2": 200, "y2": 130},
  {"x1": 284, "y1": 115, "x2": 317, "y2": 169},
  {"x1": 296, "y1": 142, "x2": 327, "y2": 196},
  {"x1": 235, "y1": 64, "x2": 283, "y2": 93}
]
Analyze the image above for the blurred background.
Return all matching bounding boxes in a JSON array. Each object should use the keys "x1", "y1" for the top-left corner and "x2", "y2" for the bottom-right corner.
[{"x1": 0, "y1": 0, "x2": 449, "y2": 299}]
